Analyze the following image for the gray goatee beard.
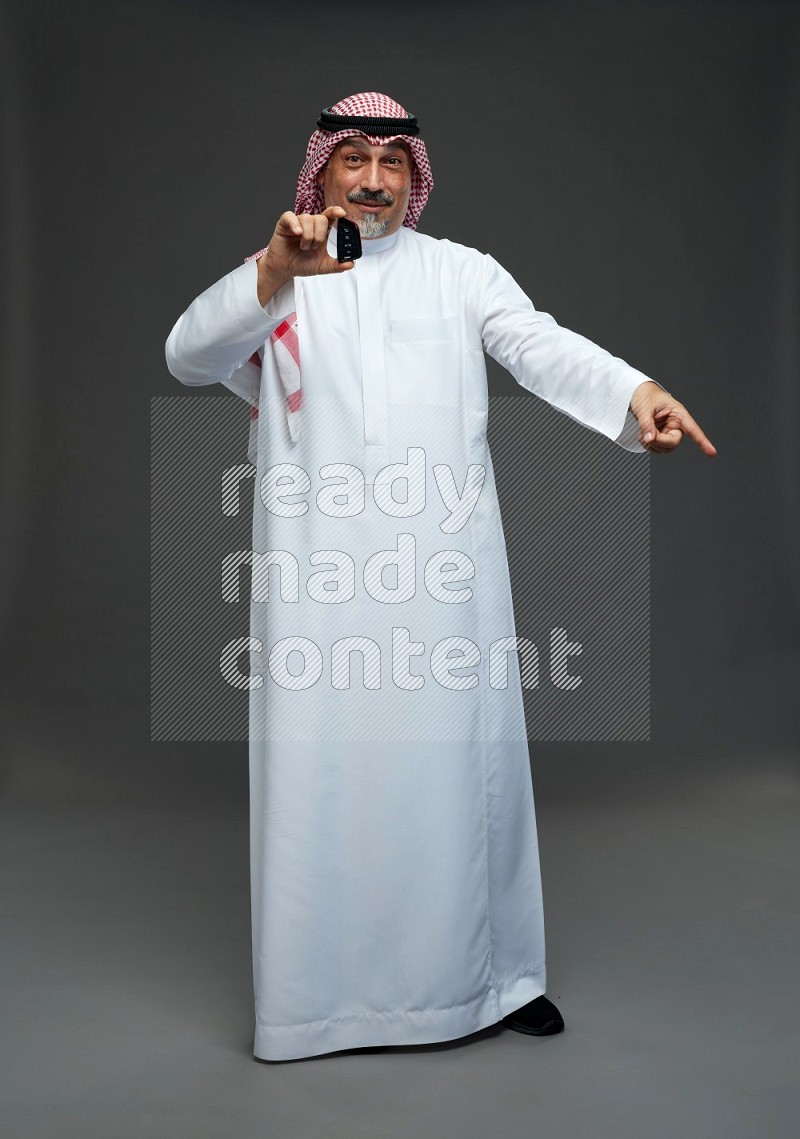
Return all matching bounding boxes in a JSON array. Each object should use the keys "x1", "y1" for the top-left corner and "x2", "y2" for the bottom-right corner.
[
  {"x1": 355, "y1": 212, "x2": 392, "y2": 238},
  {"x1": 347, "y1": 194, "x2": 394, "y2": 238}
]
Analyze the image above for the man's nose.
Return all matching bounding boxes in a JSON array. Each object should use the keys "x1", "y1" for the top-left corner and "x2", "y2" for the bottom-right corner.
[{"x1": 360, "y1": 161, "x2": 385, "y2": 190}]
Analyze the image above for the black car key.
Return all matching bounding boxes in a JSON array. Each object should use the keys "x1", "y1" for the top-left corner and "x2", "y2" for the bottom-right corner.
[{"x1": 337, "y1": 217, "x2": 362, "y2": 263}]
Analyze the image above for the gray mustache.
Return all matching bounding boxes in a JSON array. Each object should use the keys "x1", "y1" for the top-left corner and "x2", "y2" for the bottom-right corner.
[{"x1": 348, "y1": 192, "x2": 394, "y2": 205}]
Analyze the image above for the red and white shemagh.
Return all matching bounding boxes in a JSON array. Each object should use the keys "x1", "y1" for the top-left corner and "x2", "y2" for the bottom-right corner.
[{"x1": 242, "y1": 92, "x2": 433, "y2": 448}]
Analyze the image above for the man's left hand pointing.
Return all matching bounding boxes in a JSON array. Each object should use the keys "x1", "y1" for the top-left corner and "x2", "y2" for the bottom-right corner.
[{"x1": 629, "y1": 380, "x2": 717, "y2": 456}]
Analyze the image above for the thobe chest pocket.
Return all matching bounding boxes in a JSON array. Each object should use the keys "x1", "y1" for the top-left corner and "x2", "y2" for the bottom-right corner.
[{"x1": 385, "y1": 316, "x2": 460, "y2": 406}]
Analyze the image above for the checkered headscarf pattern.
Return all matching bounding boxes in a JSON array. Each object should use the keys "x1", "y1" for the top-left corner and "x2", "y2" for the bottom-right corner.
[{"x1": 295, "y1": 91, "x2": 433, "y2": 229}]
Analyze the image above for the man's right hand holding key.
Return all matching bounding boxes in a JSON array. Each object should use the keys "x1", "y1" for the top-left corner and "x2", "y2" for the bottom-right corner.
[{"x1": 257, "y1": 206, "x2": 354, "y2": 306}]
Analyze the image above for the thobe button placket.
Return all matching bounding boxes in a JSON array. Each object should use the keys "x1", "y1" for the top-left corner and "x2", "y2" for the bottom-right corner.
[{"x1": 355, "y1": 256, "x2": 391, "y2": 485}]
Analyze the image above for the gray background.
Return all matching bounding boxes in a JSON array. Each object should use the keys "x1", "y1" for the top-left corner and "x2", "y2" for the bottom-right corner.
[{"x1": 2, "y1": 0, "x2": 798, "y2": 1136}]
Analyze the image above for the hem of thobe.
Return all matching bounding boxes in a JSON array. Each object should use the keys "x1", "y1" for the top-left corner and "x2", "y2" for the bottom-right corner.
[{"x1": 251, "y1": 968, "x2": 546, "y2": 1062}]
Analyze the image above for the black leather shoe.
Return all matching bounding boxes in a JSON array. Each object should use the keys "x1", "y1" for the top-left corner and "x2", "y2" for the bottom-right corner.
[{"x1": 502, "y1": 995, "x2": 565, "y2": 1036}]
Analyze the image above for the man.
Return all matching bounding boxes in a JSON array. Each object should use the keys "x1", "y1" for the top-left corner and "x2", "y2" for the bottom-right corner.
[{"x1": 165, "y1": 92, "x2": 715, "y2": 1063}]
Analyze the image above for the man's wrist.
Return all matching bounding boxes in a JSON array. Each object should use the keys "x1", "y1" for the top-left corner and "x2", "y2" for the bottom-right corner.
[
  {"x1": 257, "y1": 255, "x2": 291, "y2": 307},
  {"x1": 629, "y1": 379, "x2": 665, "y2": 411}
]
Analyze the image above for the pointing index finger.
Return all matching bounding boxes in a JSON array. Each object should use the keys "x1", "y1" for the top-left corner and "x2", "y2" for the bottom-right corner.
[{"x1": 678, "y1": 409, "x2": 717, "y2": 456}]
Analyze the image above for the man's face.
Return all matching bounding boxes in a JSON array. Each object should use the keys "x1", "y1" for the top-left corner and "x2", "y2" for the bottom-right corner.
[{"x1": 316, "y1": 137, "x2": 413, "y2": 238}]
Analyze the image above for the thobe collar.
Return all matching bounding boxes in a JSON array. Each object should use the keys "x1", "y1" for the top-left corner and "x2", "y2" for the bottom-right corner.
[{"x1": 326, "y1": 222, "x2": 402, "y2": 259}]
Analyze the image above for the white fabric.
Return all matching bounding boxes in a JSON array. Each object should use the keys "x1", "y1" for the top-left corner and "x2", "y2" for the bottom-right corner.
[{"x1": 165, "y1": 226, "x2": 658, "y2": 1060}]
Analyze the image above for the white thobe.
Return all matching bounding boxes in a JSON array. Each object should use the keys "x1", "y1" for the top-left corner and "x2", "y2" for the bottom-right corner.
[{"x1": 165, "y1": 223, "x2": 656, "y2": 1061}]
